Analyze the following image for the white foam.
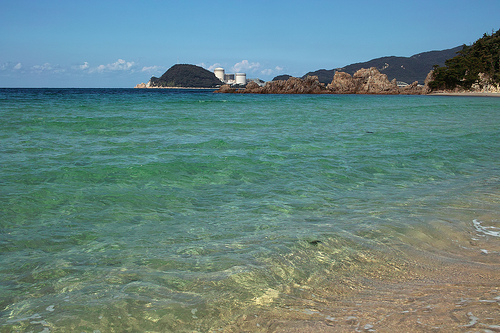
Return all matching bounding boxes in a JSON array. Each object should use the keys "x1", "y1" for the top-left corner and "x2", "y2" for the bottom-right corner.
[{"x1": 473, "y1": 219, "x2": 500, "y2": 237}]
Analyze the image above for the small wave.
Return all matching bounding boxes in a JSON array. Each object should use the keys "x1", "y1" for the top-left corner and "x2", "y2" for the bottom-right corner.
[{"x1": 473, "y1": 219, "x2": 500, "y2": 237}]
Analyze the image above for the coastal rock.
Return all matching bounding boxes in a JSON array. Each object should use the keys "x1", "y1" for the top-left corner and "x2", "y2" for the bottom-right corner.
[
  {"x1": 327, "y1": 67, "x2": 430, "y2": 95},
  {"x1": 351, "y1": 67, "x2": 399, "y2": 94},
  {"x1": 219, "y1": 76, "x2": 327, "y2": 94},
  {"x1": 327, "y1": 71, "x2": 358, "y2": 93},
  {"x1": 216, "y1": 68, "x2": 433, "y2": 95},
  {"x1": 134, "y1": 82, "x2": 148, "y2": 89},
  {"x1": 399, "y1": 81, "x2": 425, "y2": 95},
  {"x1": 260, "y1": 76, "x2": 326, "y2": 94},
  {"x1": 216, "y1": 84, "x2": 237, "y2": 93},
  {"x1": 243, "y1": 81, "x2": 262, "y2": 93},
  {"x1": 470, "y1": 73, "x2": 500, "y2": 93}
]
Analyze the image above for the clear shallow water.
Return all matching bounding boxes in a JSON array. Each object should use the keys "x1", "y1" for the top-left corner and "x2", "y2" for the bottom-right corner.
[{"x1": 1, "y1": 89, "x2": 499, "y2": 332}]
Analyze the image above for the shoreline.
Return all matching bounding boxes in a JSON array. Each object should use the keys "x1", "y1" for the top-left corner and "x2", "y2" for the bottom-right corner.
[
  {"x1": 429, "y1": 91, "x2": 500, "y2": 97},
  {"x1": 134, "y1": 86, "x2": 218, "y2": 90}
]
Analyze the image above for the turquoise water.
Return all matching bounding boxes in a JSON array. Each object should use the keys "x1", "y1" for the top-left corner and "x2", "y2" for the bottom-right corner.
[{"x1": 1, "y1": 89, "x2": 499, "y2": 331}]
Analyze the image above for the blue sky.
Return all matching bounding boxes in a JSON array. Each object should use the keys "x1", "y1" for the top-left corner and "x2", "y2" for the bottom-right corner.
[{"x1": 1, "y1": 0, "x2": 499, "y2": 87}]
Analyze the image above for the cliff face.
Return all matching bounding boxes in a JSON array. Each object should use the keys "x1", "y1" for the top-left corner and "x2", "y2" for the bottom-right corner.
[{"x1": 218, "y1": 68, "x2": 429, "y2": 94}]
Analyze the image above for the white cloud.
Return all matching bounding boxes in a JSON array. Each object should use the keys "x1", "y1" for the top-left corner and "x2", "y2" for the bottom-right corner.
[
  {"x1": 260, "y1": 66, "x2": 285, "y2": 76},
  {"x1": 91, "y1": 59, "x2": 136, "y2": 73},
  {"x1": 141, "y1": 65, "x2": 162, "y2": 74},
  {"x1": 260, "y1": 68, "x2": 274, "y2": 76},
  {"x1": 1, "y1": 62, "x2": 23, "y2": 71},
  {"x1": 31, "y1": 62, "x2": 54, "y2": 73},
  {"x1": 29, "y1": 62, "x2": 66, "y2": 74},
  {"x1": 232, "y1": 60, "x2": 261, "y2": 73},
  {"x1": 108, "y1": 59, "x2": 135, "y2": 71},
  {"x1": 79, "y1": 62, "x2": 89, "y2": 70},
  {"x1": 198, "y1": 62, "x2": 223, "y2": 72},
  {"x1": 32, "y1": 63, "x2": 52, "y2": 71}
]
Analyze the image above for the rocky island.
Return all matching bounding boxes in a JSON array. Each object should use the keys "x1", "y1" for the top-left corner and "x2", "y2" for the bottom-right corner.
[{"x1": 135, "y1": 64, "x2": 221, "y2": 89}]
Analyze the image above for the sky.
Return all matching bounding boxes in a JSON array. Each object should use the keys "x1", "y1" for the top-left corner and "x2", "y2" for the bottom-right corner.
[{"x1": 1, "y1": 0, "x2": 499, "y2": 88}]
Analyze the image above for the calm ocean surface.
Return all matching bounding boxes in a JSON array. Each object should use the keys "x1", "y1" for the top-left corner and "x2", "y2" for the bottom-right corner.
[{"x1": 1, "y1": 88, "x2": 499, "y2": 332}]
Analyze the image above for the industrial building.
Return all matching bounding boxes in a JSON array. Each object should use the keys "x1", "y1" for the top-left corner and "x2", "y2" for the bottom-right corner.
[{"x1": 214, "y1": 67, "x2": 246, "y2": 86}]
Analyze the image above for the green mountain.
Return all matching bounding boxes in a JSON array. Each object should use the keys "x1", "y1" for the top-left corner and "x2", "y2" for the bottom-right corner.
[
  {"x1": 149, "y1": 64, "x2": 222, "y2": 88},
  {"x1": 429, "y1": 29, "x2": 500, "y2": 90},
  {"x1": 298, "y1": 46, "x2": 462, "y2": 85}
]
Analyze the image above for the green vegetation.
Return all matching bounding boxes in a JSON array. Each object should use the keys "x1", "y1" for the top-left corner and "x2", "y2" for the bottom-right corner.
[
  {"x1": 150, "y1": 64, "x2": 222, "y2": 88},
  {"x1": 429, "y1": 29, "x2": 500, "y2": 90}
]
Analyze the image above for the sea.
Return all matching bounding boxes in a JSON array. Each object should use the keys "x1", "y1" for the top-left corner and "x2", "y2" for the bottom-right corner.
[{"x1": 1, "y1": 88, "x2": 499, "y2": 332}]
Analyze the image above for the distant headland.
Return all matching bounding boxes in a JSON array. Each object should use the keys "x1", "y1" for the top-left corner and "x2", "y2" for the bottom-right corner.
[
  {"x1": 136, "y1": 29, "x2": 500, "y2": 95},
  {"x1": 135, "y1": 64, "x2": 222, "y2": 89}
]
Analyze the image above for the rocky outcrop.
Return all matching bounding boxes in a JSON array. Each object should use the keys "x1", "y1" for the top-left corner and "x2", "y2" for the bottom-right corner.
[
  {"x1": 328, "y1": 67, "x2": 414, "y2": 94},
  {"x1": 427, "y1": 70, "x2": 500, "y2": 94},
  {"x1": 259, "y1": 76, "x2": 327, "y2": 94},
  {"x1": 326, "y1": 71, "x2": 359, "y2": 94},
  {"x1": 326, "y1": 67, "x2": 428, "y2": 95},
  {"x1": 243, "y1": 81, "x2": 263, "y2": 93},
  {"x1": 470, "y1": 73, "x2": 500, "y2": 93},
  {"x1": 216, "y1": 68, "x2": 432, "y2": 95},
  {"x1": 216, "y1": 76, "x2": 328, "y2": 94},
  {"x1": 216, "y1": 84, "x2": 238, "y2": 93},
  {"x1": 353, "y1": 67, "x2": 399, "y2": 94}
]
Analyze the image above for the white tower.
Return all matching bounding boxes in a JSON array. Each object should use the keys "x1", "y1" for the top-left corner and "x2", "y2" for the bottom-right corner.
[
  {"x1": 214, "y1": 68, "x2": 225, "y2": 83},
  {"x1": 235, "y1": 73, "x2": 246, "y2": 85}
]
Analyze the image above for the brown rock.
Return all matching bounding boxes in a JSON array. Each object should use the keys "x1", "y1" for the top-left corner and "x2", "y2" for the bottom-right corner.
[
  {"x1": 216, "y1": 68, "x2": 432, "y2": 95},
  {"x1": 327, "y1": 71, "x2": 358, "y2": 93},
  {"x1": 243, "y1": 81, "x2": 262, "y2": 93},
  {"x1": 223, "y1": 76, "x2": 327, "y2": 94},
  {"x1": 328, "y1": 67, "x2": 430, "y2": 95},
  {"x1": 353, "y1": 67, "x2": 399, "y2": 94},
  {"x1": 215, "y1": 84, "x2": 237, "y2": 93}
]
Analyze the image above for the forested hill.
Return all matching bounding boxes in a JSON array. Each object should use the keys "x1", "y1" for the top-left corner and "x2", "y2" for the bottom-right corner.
[
  {"x1": 300, "y1": 46, "x2": 462, "y2": 85},
  {"x1": 429, "y1": 29, "x2": 500, "y2": 90},
  {"x1": 149, "y1": 64, "x2": 222, "y2": 88}
]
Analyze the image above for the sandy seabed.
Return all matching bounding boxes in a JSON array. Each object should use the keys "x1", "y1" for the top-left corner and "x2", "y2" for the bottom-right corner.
[{"x1": 219, "y1": 233, "x2": 500, "y2": 332}]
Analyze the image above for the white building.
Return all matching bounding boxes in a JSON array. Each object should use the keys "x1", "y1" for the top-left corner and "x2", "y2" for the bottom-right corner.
[
  {"x1": 214, "y1": 67, "x2": 246, "y2": 86},
  {"x1": 214, "y1": 68, "x2": 225, "y2": 82}
]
